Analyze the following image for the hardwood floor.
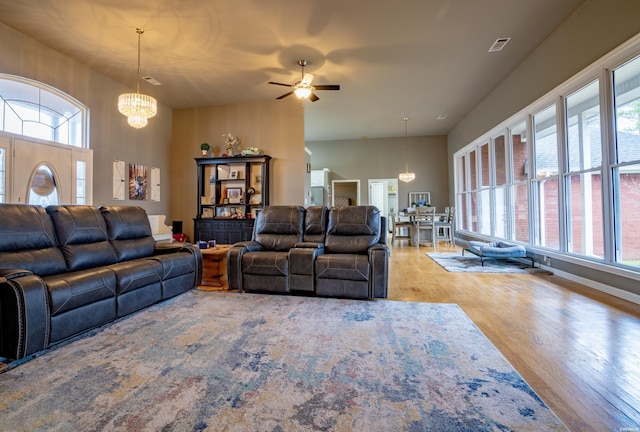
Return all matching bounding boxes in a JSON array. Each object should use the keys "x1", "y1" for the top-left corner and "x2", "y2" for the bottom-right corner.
[{"x1": 388, "y1": 240, "x2": 640, "y2": 432}]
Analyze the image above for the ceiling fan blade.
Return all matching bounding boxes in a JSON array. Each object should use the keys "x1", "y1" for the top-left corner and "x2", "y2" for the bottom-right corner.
[
  {"x1": 276, "y1": 91, "x2": 294, "y2": 100},
  {"x1": 301, "y1": 73, "x2": 315, "y2": 86},
  {"x1": 309, "y1": 92, "x2": 319, "y2": 102},
  {"x1": 314, "y1": 85, "x2": 340, "y2": 91},
  {"x1": 268, "y1": 81, "x2": 293, "y2": 87}
]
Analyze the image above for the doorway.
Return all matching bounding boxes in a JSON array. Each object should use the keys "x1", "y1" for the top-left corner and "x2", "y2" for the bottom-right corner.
[{"x1": 331, "y1": 180, "x2": 360, "y2": 207}]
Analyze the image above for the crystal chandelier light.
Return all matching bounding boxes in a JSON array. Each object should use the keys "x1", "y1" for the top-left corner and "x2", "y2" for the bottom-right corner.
[
  {"x1": 399, "y1": 117, "x2": 415, "y2": 183},
  {"x1": 118, "y1": 28, "x2": 157, "y2": 129}
]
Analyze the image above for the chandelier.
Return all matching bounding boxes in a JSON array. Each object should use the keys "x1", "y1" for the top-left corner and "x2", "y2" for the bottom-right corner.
[
  {"x1": 398, "y1": 117, "x2": 415, "y2": 183},
  {"x1": 118, "y1": 28, "x2": 157, "y2": 129}
]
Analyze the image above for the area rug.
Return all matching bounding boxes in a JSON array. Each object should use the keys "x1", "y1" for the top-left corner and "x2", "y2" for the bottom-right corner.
[
  {"x1": 427, "y1": 252, "x2": 553, "y2": 274},
  {"x1": 0, "y1": 291, "x2": 567, "y2": 431}
]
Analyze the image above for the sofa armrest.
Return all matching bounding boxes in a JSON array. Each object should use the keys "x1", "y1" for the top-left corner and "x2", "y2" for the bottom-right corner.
[
  {"x1": 232, "y1": 241, "x2": 263, "y2": 252},
  {"x1": 289, "y1": 245, "x2": 325, "y2": 292},
  {"x1": 294, "y1": 242, "x2": 324, "y2": 249},
  {"x1": 227, "y1": 242, "x2": 262, "y2": 292},
  {"x1": 153, "y1": 243, "x2": 186, "y2": 255},
  {"x1": 0, "y1": 273, "x2": 50, "y2": 360},
  {"x1": 368, "y1": 243, "x2": 390, "y2": 299},
  {"x1": 0, "y1": 269, "x2": 34, "y2": 279}
]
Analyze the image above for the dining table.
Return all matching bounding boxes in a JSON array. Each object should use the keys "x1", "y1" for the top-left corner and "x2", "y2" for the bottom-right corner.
[{"x1": 399, "y1": 208, "x2": 448, "y2": 246}]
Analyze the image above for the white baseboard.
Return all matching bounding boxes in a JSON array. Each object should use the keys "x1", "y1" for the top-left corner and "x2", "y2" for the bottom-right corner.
[{"x1": 543, "y1": 265, "x2": 640, "y2": 306}]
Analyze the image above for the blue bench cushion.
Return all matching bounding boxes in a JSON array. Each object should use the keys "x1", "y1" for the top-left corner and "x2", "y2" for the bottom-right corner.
[{"x1": 467, "y1": 241, "x2": 526, "y2": 258}]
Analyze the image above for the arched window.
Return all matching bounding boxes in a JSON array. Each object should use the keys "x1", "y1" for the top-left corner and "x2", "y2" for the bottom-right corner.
[
  {"x1": 0, "y1": 75, "x2": 92, "y2": 205},
  {"x1": 0, "y1": 74, "x2": 87, "y2": 148}
]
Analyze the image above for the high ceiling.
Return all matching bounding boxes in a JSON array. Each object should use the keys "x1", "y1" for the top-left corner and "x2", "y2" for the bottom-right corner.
[{"x1": 0, "y1": 0, "x2": 584, "y2": 141}]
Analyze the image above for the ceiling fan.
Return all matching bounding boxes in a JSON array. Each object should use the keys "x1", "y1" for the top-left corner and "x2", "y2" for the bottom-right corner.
[{"x1": 269, "y1": 60, "x2": 340, "y2": 102}]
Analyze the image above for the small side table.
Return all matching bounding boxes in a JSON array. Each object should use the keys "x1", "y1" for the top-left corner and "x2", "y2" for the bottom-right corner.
[{"x1": 200, "y1": 244, "x2": 232, "y2": 290}]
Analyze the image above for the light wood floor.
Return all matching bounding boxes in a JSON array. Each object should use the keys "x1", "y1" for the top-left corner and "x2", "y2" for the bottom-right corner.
[{"x1": 388, "y1": 240, "x2": 640, "y2": 432}]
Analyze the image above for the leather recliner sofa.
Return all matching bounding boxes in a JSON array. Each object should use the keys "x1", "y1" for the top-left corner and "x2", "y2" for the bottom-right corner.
[
  {"x1": 0, "y1": 204, "x2": 202, "y2": 361},
  {"x1": 227, "y1": 205, "x2": 389, "y2": 299}
]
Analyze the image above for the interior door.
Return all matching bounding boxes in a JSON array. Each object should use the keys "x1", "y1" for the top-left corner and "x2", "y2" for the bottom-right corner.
[
  {"x1": 12, "y1": 139, "x2": 72, "y2": 204},
  {"x1": 369, "y1": 181, "x2": 386, "y2": 216}
]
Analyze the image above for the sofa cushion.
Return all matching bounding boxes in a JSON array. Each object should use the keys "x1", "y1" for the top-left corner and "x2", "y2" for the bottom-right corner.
[
  {"x1": 109, "y1": 260, "x2": 163, "y2": 296},
  {"x1": 324, "y1": 206, "x2": 381, "y2": 254},
  {"x1": 242, "y1": 251, "x2": 289, "y2": 277},
  {"x1": 47, "y1": 205, "x2": 118, "y2": 271},
  {"x1": 101, "y1": 206, "x2": 156, "y2": 261},
  {"x1": 316, "y1": 254, "x2": 370, "y2": 281},
  {"x1": 0, "y1": 204, "x2": 68, "y2": 276},
  {"x1": 253, "y1": 206, "x2": 304, "y2": 251},
  {"x1": 150, "y1": 253, "x2": 198, "y2": 280},
  {"x1": 44, "y1": 267, "x2": 117, "y2": 317},
  {"x1": 303, "y1": 206, "x2": 329, "y2": 243}
]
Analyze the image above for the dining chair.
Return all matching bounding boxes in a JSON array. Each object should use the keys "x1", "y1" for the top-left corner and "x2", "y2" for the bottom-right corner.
[
  {"x1": 434, "y1": 206, "x2": 455, "y2": 246},
  {"x1": 390, "y1": 211, "x2": 412, "y2": 244},
  {"x1": 413, "y1": 206, "x2": 436, "y2": 248}
]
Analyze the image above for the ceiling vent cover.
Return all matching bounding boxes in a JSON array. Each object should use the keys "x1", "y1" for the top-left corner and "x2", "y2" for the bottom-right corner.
[{"x1": 488, "y1": 37, "x2": 511, "y2": 52}]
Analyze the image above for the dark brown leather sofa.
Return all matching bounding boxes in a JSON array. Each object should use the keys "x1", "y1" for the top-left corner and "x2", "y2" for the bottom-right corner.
[
  {"x1": 0, "y1": 204, "x2": 202, "y2": 361},
  {"x1": 227, "y1": 205, "x2": 389, "y2": 299}
]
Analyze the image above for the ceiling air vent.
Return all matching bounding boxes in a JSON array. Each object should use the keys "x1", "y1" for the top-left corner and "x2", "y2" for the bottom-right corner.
[
  {"x1": 488, "y1": 37, "x2": 511, "y2": 52},
  {"x1": 142, "y1": 76, "x2": 163, "y2": 86}
]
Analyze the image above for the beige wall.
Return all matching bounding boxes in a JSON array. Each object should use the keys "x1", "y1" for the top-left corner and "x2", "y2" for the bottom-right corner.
[
  {"x1": 171, "y1": 100, "x2": 305, "y2": 240},
  {"x1": 0, "y1": 22, "x2": 173, "y2": 217},
  {"x1": 306, "y1": 135, "x2": 449, "y2": 210}
]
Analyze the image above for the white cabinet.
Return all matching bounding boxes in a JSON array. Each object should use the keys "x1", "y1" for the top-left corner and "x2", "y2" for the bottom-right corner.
[{"x1": 310, "y1": 169, "x2": 329, "y2": 187}]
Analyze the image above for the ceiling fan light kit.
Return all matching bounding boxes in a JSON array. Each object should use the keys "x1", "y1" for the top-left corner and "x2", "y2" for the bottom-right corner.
[
  {"x1": 118, "y1": 28, "x2": 157, "y2": 129},
  {"x1": 269, "y1": 60, "x2": 340, "y2": 102}
]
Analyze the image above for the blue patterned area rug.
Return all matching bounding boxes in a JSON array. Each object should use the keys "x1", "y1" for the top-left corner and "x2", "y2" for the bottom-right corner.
[
  {"x1": 427, "y1": 252, "x2": 553, "y2": 274},
  {"x1": 0, "y1": 291, "x2": 568, "y2": 431}
]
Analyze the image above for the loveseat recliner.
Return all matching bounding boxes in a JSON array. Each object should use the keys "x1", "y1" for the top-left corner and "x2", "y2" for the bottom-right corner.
[
  {"x1": 0, "y1": 204, "x2": 202, "y2": 361},
  {"x1": 227, "y1": 205, "x2": 389, "y2": 299}
]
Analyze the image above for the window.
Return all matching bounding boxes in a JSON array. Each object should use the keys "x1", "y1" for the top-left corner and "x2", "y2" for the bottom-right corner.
[
  {"x1": 0, "y1": 74, "x2": 86, "y2": 148},
  {"x1": 612, "y1": 55, "x2": 640, "y2": 268},
  {"x1": 28, "y1": 164, "x2": 59, "y2": 206},
  {"x1": 493, "y1": 134, "x2": 507, "y2": 238},
  {"x1": 478, "y1": 143, "x2": 491, "y2": 235},
  {"x1": 509, "y1": 122, "x2": 529, "y2": 243},
  {"x1": 468, "y1": 150, "x2": 478, "y2": 232},
  {"x1": 0, "y1": 147, "x2": 5, "y2": 203},
  {"x1": 564, "y1": 80, "x2": 604, "y2": 258},
  {"x1": 532, "y1": 104, "x2": 560, "y2": 249},
  {"x1": 76, "y1": 160, "x2": 86, "y2": 204}
]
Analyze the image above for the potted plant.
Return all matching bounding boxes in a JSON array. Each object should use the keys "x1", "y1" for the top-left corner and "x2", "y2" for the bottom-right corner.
[{"x1": 200, "y1": 142, "x2": 210, "y2": 156}]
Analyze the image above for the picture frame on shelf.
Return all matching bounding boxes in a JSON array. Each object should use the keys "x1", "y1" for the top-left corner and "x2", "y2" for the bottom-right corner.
[
  {"x1": 230, "y1": 170, "x2": 238, "y2": 179},
  {"x1": 227, "y1": 187, "x2": 242, "y2": 203}
]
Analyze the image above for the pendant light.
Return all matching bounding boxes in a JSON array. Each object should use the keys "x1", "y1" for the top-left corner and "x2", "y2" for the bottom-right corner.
[
  {"x1": 399, "y1": 117, "x2": 415, "y2": 183},
  {"x1": 118, "y1": 28, "x2": 157, "y2": 129}
]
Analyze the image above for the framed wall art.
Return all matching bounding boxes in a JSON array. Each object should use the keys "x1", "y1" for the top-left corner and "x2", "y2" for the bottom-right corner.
[
  {"x1": 129, "y1": 163, "x2": 148, "y2": 200},
  {"x1": 227, "y1": 187, "x2": 242, "y2": 204}
]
